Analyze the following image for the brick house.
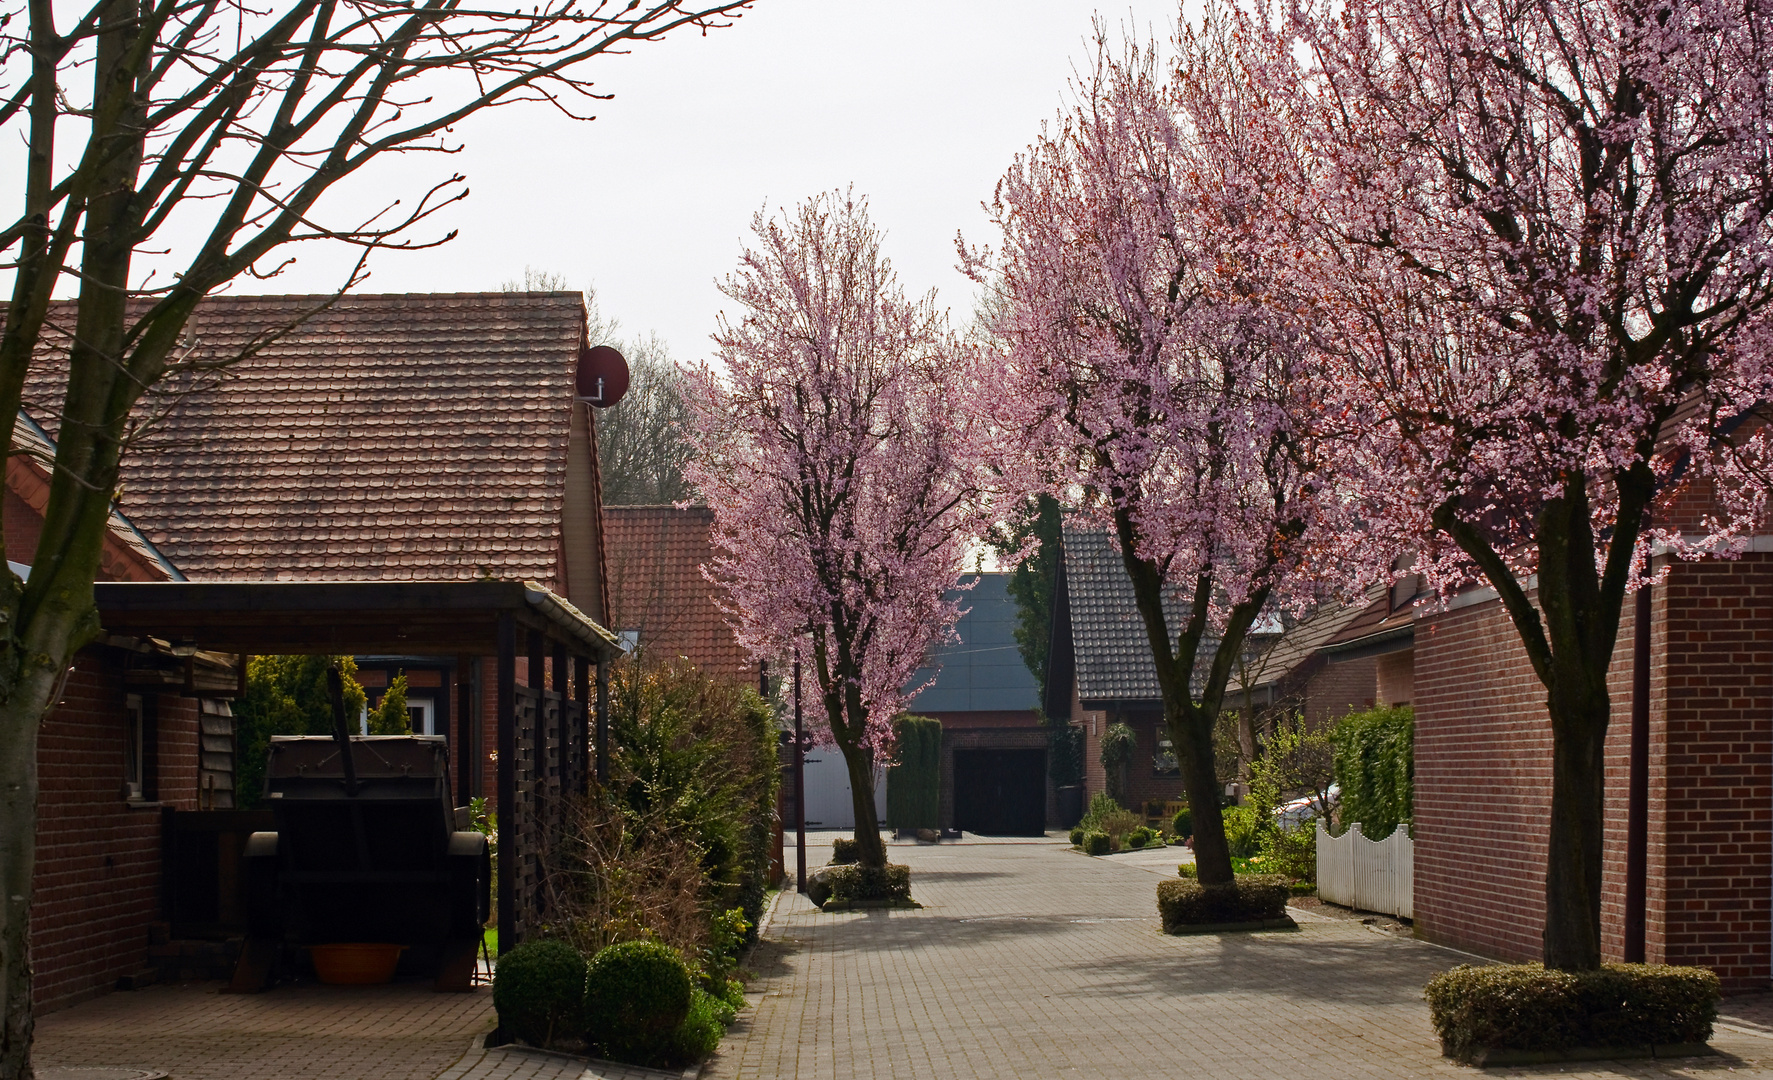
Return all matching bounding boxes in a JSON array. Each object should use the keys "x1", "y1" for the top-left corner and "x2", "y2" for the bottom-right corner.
[
  {"x1": 21, "y1": 291, "x2": 623, "y2": 1009},
  {"x1": 1044, "y1": 528, "x2": 1212, "y2": 814},
  {"x1": 8, "y1": 411, "x2": 248, "y2": 1011},
  {"x1": 603, "y1": 505, "x2": 752, "y2": 684}
]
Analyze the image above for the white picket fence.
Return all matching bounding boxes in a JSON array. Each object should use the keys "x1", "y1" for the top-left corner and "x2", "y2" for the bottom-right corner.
[{"x1": 1316, "y1": 822, "x2": 1413, "y2": 919}]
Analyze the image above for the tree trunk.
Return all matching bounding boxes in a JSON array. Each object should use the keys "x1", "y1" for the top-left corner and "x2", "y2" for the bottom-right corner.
[
  {"x1": 840, "y1": 744, "x2": 888, "y2": 869},
  {"x1": 1172, "y1": 707, "x2": 1234, "y2": 886},
  {"x1": 1543, "y1": 687, "x2": 1609, "y2": 971},
  {"x1": 1, "y1": 686, "x2": 44, "y2": 1080}
]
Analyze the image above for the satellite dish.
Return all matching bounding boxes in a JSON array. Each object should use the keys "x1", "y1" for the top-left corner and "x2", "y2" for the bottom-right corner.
[{"x1": 575, "y1": 344, "x2": 630, "y2": 407}]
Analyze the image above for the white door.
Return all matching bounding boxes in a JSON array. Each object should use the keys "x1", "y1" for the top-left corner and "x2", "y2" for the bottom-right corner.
[{"x1": 800, "y1": 750, "x2": 886, "y2": 830}]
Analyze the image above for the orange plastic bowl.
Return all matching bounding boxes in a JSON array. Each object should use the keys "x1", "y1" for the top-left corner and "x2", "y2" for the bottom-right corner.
[{"x1": 309, "y1": 943, "x2": 406, "y2": 985}]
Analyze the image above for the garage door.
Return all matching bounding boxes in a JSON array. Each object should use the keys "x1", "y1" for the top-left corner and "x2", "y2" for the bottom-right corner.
[{"x1": 953, "y1": 749, "x2": 1046, "y2": 836}]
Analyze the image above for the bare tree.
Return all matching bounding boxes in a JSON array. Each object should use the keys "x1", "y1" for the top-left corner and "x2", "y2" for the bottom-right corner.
[{"x1": 0, "y1": 2, "x2": 750, "y2": 1072}]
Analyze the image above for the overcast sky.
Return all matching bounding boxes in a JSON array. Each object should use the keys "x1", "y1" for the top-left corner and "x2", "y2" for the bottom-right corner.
[{"x1": 152, "y1": 1, "x2": 1183, "y2": 366}]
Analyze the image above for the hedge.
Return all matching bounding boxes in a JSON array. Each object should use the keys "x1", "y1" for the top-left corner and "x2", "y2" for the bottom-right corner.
[
  {"x1": 1156, "y1": 875, "x2": 1291, "y2": 932},
  {"x1": 887, "y1": 715, "x2": 942, "y2": 830},
  {"x1": 1081, "y1": 831, "x2": 1110, "y2": 856},
  {"x1": 1424, "y1": 963, "x2": 1719, "y2": 1064},
  {"x1": 830, "y1": 837, "x2": 860, "y2": 865},
  {"x1": 1332, "y1": 704, "x2": 1413, "y2": 838}
]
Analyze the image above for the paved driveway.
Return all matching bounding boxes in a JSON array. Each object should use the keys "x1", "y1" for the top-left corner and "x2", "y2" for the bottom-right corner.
[{"x1": 706, "y1": 832, "x2": 1773, "y2": 1080}]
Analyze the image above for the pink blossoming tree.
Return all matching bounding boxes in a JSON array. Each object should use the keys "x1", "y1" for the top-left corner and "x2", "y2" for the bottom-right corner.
[
  {"x1": 1260, "y1": 0, "x2": 1773, "y2": 968},
  {"x1": 974, "y1": 24, "x2": 1353, "y2": 888},
  {"x1": 685, "y1": 193, "x2": 994, "y2": 870}
]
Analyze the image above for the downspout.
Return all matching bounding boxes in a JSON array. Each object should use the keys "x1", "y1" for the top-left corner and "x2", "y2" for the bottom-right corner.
[{"x1": 1625, "y1": 582, "x2": 1651, "y2": 963}]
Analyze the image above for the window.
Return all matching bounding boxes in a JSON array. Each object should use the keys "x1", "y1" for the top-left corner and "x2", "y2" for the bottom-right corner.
[
  {"x1": 407, "y1": 698, "x2": 436, "y2": 735},
  {"x1": 1153, "y1": 733, "x2": 1181, "y2": 777},
  {"x1": 124, "y1": 694, "x2": 145, "y2": 801}
]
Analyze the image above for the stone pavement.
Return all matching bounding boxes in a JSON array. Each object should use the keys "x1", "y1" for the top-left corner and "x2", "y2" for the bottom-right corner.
[
  {"x1": 34, "y1": 978, "x2": 493, "y2": 1080},
  {"x1": 30, "y1": 832, "x2": 1773, "y2": 1079},
  {"x1": 704, "y1": 831, "x2": 1773, "y2": 1080}
]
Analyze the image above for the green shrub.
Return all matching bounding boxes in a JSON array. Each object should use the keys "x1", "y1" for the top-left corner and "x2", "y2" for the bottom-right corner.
[
  {"x1": 1221, "y1": 804, "x2": 1270, "y2": 858},
  {"x1": 699, "y1": 907, "x2": 750, "y2": 990},
  {"x1": 1424, "y1": 963, "x2": 1719, "y2": 1064},
  {"x1": 1177, "y1": 862, "x2": 1198, "y2": 878},
  {"x1": 1333, "y1": 704, "x2": 1414, "y2": 838},
  {"x1": 492, "y1": 940, "x2": 586, "y2": 1049},
  {"x1": 582, "y1": 939, "x2": 694, "y2": 1064},
  {"x1": 1127, "y1": 827, "x2": 1153, "y2": 849},
  {"x1": 1100, "y1": 723, "x2": 1136, "y2": 804},
  {"x1": 887, "y1": 715, "x2": 942, "y2": 830},
  {"x1": 830, "y1": 837, "x2": 860, "y2": 865},
  {"x1": 1259, "y1": 819, "x2": 1317, "y2": 883},
  {"x1": 807, "y1": 863, "x2": 912, "y2": 906},
  {"x1": 1171, "y1": 806, "x2": 1193, "y2": 838},
  {"x1": 1081, "y1": 791, "x2": 1121, "y2": 823},
  {"x1": 667, "y1": 985, "x2": 735, "y2": 1063},
  {"x1": 1069, "y1": 826, "x2": 1086, "y2": 847},
  {"x1": 1156, "y1": 875, "x2": 1290, "y2": 931},
  {"x1": 1082, "y1": 831, "x2": 1111, "y2": 856}
]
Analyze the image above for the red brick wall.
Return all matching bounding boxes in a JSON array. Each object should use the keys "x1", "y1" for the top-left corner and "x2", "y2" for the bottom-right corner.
[
  {"x1": 1413, "y1": 593, "x2": 1632, "y2": 963},
  {"x1": 1655, "y1": 557, "x2": 1773, "y2": 989},
  {"x1": 1376, "y1": 649, "x2": 1415, "y2": 706},
  {"x1": 33, "y1": 653, "x2": 202, "y2": 1012},
  {"x1": 1302, "y1": 656, "x2": 1376, "y2": 727},
  {"x1": 1415, "y1": 560, "x2": 1773, "y2": 991}
]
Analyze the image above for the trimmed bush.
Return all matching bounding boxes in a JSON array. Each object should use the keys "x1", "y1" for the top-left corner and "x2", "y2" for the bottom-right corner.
[
  {"x1": 830, "y1": 837, "x2": 860, "y2": 865},
  {"x1": 1069, "y1": 826, "x2": 1086, "y2": 847},
  {"x1": 1424, "y1": 963, "x2": 1719, "y2": 1064},
  {"x1": 887, "y1": 715, "x2": 942, "y2": 830},
  {"x1": 807, "y1": 863, "x2": 913, "y2": 906},
  {"x1": 1157, "y1": 875, "x2": 1291, "y2": 932},
  {"x1": 1171, "y1": 806, "x2": 1192, "y2": 838},
  {"x1": 1127, "y1": 826, "x2": 1153, "y2": 849},
  {"x1": 1177, "y1": 862, "x2": 1198, "y2": 878},
  {"x1": 582, "y1": 939, "x2": 694, "y2": 1064},
  {"x1": 1082, "y1": 831, "x2": 1111, "y2": 856},
  {"x1": 492, "y1": 940, "x2": 586, "y2": 1048}
]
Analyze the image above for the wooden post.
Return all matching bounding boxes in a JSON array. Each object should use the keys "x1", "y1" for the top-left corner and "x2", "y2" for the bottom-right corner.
[
  {"x1": 496, "y1": 613, "x2": 516, "y2": 956},
  {"x1": 794, "y1": 657, "x2": 806, "y2": 894},
  {"x1": 455, "y1": 654, "x2": 476, "y2": 805},
  {"x1": 574, "y1": 654, "x2": 591, "y2": 794},
  {"x1": 527, "y1": 629, "x2": 545, "y2": 691}
]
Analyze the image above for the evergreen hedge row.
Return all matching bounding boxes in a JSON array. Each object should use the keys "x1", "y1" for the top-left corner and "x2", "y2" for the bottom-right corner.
[
  {"x1": 887, "y1": 715, "x2": 942, "y2": 830},
  {"x1": 1332, "y1": 704, "x2": 1414, "y2": 837},
  {"x1": 1156, "y1": 874, "x2": 1291, "y2": 931}
]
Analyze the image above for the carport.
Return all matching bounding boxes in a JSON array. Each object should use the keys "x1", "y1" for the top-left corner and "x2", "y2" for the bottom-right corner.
[{"x1": 94, "y1": 579, "x2": 623, "y2": 957}]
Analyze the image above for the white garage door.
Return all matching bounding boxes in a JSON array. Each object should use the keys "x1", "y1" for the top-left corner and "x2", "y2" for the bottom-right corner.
[{"x1": 800, "y1": 749, "x2": 886, "y2": 830}]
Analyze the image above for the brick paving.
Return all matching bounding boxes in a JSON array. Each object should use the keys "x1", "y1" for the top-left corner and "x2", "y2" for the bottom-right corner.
[
  {"x1": 34, "y1": 979, "x2": 493, "y2": 1080},
  {"x1": 703, "y1": 831, "x2": 1773, "y2": 1080},
  {"x1": 32, "y1": 831, "x2": 1773, "y2": 1078}
]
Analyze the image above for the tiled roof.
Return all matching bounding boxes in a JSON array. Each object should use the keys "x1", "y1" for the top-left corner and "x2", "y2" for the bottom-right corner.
[
  {"x1": 10, "y1": 411, "x2": 182, "y2": 582},
  {"x1": 603, "y1": 505, "x2": 751, "y2": 683},
  {"x1": 1245, "y1": 587, "x2": 1388, "y2": 689},
  {"x1": 23, "y1": 292, "x2": 586, "y2": 583},
  {"x1": 1063, "y1": 527, "x2": 1216, "y2": 704},
  {"x1": 909, "y1": 573, "x2": 1040, "y2": 713}
]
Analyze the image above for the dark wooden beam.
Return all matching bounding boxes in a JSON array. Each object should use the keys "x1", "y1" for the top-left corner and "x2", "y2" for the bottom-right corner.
[
  {"x1": 455, "y1": 653, "x2": 476, "y2": 805},
  {"x1": 496, "y1": 613, "x2": 516, "y2": 957}
]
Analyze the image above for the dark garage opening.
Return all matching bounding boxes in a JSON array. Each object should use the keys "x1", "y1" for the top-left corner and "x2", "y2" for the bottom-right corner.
[{"x1": 953, "y1": 748, "x2": 1046, "y2": 836}]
